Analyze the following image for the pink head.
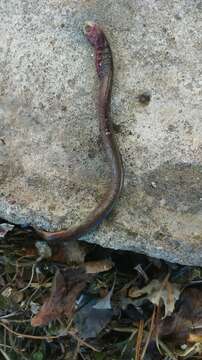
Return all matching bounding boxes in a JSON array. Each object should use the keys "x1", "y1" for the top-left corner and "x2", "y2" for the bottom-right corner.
[{"x1": 83, "y1": 21, "x2": 106, "y2": 49}]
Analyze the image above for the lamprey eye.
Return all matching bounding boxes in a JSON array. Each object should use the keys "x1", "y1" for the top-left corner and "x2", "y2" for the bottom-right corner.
[
  {"x1": 84, "y1": 24, "x2": 91, "y2": 33},
  {"x1": 83, "y1": 21, "x2": 94, "y2": 34}
]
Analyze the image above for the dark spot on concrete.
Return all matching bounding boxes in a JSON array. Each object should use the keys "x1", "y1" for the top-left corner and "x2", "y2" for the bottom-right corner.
[
  {"x1": 0, "y1": 138, "x2": 6, "y2": 145},
  {"x1": 61, "y1": 105, "x2": 67, "y2": 112},
  {"x1": 196, "y1": 1, "x2": 202, "y2": 10},
  {"x1": 96, "y1": 135, "x2": 102, "y2": 148},
  {"x1": 175, "y1": 12, "x2": 182, "y2": 20},
  {"x1": 68, "y1": 78, "x2": 76, "y2": 88},
  {"x1": 49, "y1": 40, "x2": 56, "y2": 47},
  {"x1": 167, "y1": 124, "x2": 176, "y2": 132},
  {"x1": 56, "y1": 93, "x2": 62, "y2": 100},
  {"x1": 138, "y1": 91, "x2": 151, "y2": 105},
  {"x1": 88, "y1": 150, "x2": 96, "y2": 159},
  {"x1": 39, "y1": 102, "x2": 45, "y2": 110},
  {"x1": 112, "y1": 122, "x2": 122, "y2": 133},
  {"x1": 48, "y1": 204, "x2": 56, "y2": 211},
  {"x1": 154, "y1": 231, "x2": 166, "y2": 241}
]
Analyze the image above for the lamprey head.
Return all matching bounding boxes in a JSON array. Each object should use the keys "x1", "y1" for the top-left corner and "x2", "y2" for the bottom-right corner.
[{"x1": 83, "y1": 21, "x2": 106, "y2": 49}]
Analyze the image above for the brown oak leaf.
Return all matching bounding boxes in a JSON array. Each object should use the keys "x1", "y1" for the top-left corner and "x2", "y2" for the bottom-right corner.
[{"x1": 31, "y1": 267, "x2": 90, "y2": 327}]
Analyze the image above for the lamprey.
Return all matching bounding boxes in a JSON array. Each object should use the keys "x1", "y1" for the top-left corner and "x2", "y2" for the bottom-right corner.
[{"x1": 35, "y1": 22, "x2": 124, "y2": 243}]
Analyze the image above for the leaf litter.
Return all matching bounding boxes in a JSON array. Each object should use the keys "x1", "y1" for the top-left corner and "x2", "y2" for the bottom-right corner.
[{"x1": 0, "y1": 225, "x2": 201, "y2": 359}]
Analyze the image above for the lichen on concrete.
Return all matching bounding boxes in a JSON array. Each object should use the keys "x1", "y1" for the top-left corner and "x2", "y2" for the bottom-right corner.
[{"x1": 0, "y1": 0, "x2": 202, "y2": 265}]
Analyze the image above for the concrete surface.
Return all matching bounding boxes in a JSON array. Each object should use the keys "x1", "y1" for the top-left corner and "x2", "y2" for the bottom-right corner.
[{"x1": 0, "y1": 0, "x2": 202, "y2": 265}]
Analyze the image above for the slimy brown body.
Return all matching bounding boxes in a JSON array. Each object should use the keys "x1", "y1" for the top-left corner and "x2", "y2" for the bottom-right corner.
[{"x1": 35, "y1": 22, "x2": 124, "y2": 244}]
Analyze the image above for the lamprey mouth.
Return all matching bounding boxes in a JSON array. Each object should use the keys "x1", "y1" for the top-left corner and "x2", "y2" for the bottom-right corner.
[{"x1": 83, "y1": 21, "x2": 95, "y2": 35}]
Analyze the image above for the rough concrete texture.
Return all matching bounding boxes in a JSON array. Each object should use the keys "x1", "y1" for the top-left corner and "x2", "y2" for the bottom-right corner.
[{"x1": 0, "y1": 0, "x2": 202, "y2": 265}]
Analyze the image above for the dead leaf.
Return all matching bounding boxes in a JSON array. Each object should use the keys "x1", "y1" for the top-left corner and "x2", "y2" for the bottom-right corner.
[
  {"x1": 158, "y1": 287, "x2": 202, "y2": 344},
  {"x1": 75, "y1": 279, "x2": 115, "y2": 338},
  {"x1": 84, "y1": 259, "x2": 114, "y2": 274},
  {"x1": 31, "y1": 267, "x2": 90, "y2": 327},
  {"x1": 52, "y1": 240, "x2": 87, "y2": 265},
  {"x1": 128, "y1": 279, "x2": 181, "y2": 318},
  {"x1": 93, "y1": 277, "x2": 115, "y2": 310},
  {"x1": 75, "y1": 304, "x2": 113, "y2": 339}
]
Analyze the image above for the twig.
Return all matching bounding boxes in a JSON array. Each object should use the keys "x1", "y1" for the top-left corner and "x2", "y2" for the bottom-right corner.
[
  {"x1": 0, "y1": 348, "x2": 11, "y2": 360},
  {"x1": 0, "y1": 312, "x2": 19, "y2": 320},
  {"x1": 135, "y1": 319, "x2": 144, "y2": 360},
  {"x1": 157, "y1": 339, "x2": 177, "y2": 360},
  {"x1": 0, "y1": 321, "x2": 61, "y2": 340},
  {"x1": 73, "y1": 339, "x2": 80, "y2": 360},
  {"x1": 0, "y1": 345, "x2": 12, "y2": 349},
  {"x1": 70, "y1": 332, "x2": 99, "y2": 352},
  {"x1": 19, "y1": 263, "x2": 36, "y2": 292},
  {"x1": 141, "y1": 305, "x2": 156, "y2": 359},
  {"x1": 121, "y1": 329, "x2": 138, "y2": 357},
  {"x1": 110, "y1": 325, "x2": 137, "y2": 333},
  {"x1": 0, "y1": 321, "x2": 99, "y2": 352}
]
